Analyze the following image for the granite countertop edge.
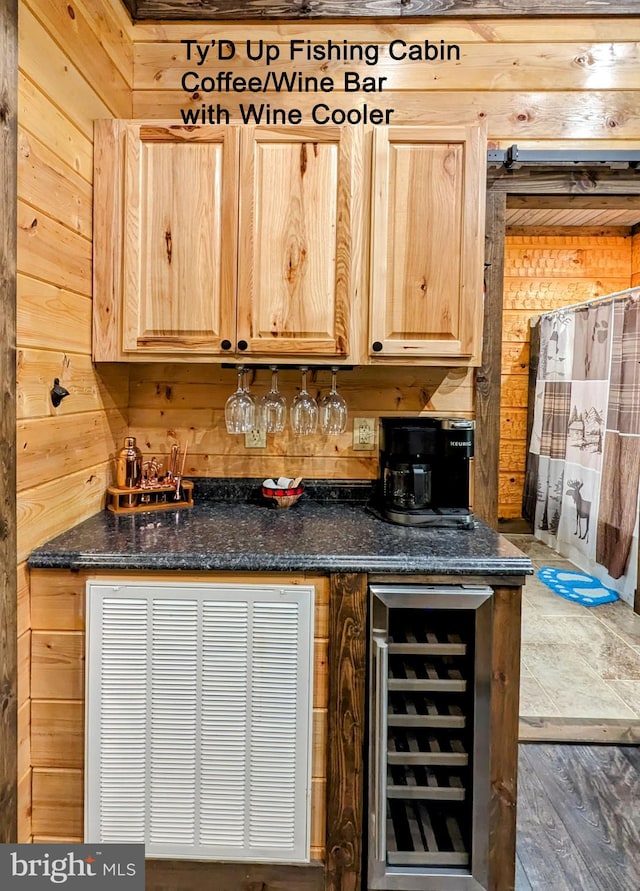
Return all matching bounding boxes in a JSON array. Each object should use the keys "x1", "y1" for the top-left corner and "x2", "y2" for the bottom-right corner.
[{"x1": 27, "y1": 552, "x2": 533, "y2": 575}]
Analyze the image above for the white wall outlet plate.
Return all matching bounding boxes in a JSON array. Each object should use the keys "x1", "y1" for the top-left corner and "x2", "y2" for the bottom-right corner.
[
  {"x1": 353, "y1": 417, "x2": 376, "y2": 451},
  {"x1": 245, "y1": 428, "x2": 267, "y2": 448}
]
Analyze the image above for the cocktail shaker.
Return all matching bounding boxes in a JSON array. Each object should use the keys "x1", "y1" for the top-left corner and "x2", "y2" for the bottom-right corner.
[{"x1": 116, "y1": 436, "x2": 143, "y2": 505}]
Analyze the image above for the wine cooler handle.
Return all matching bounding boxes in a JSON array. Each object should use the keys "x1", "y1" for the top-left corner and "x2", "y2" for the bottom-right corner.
[{"x1": 373, "y1": 636, "x2": 388, "y2": 863}]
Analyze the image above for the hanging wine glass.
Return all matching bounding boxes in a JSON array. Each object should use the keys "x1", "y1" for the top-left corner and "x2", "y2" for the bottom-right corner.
[
  {"x1": 257, "y1": 366, "x2": 287, "y2": 434},
  {"x1": 290, "y1": 367, "x2": 318, "y2": 435},
  {"x1": 224, "y1": 365, "x2": 255, "y2": 434},
  {"x1": 319, "y1": 367, "x2": 348, "y2": 435}
]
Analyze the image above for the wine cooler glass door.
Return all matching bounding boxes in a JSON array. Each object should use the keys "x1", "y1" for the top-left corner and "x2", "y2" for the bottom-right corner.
[{"x1": 368, "y1": 585, "x2": 493, "y2": 891}]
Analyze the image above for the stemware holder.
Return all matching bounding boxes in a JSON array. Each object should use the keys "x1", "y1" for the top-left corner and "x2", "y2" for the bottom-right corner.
[{"x1": 221, "y1": 364, "x2": 354, "y2": 371}]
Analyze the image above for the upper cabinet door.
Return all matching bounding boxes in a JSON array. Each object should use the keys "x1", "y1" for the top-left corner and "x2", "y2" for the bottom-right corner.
[
  {"x1": 237, "y1": 127, "x2": 353, "y2": 357},
  {"x1": 369, "y1": 125, "x2": 486, "y2": 363},
  {"x1": 122, "y1": 124, "x2": 239, "y2": 354}
]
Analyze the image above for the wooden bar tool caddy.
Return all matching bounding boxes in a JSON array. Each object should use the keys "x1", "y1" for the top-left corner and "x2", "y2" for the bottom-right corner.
[{"x1": 107, "y1": 437, "x2": 193, "y2": 514}]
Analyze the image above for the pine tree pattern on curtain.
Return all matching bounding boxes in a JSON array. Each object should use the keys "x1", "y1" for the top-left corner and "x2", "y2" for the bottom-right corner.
[{"x1": 524, "y1": 289, "x2": 640, "y2": 604}]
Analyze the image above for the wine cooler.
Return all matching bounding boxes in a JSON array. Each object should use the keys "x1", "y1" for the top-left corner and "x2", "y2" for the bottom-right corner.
[{"x1": 368, "y1": 585, "x2": 493, "y2": 891}]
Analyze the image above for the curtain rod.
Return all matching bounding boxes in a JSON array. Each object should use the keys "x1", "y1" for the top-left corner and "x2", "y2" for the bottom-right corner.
[{"x1": 536, "y1": 285, "x2": 640, "y2": 320}]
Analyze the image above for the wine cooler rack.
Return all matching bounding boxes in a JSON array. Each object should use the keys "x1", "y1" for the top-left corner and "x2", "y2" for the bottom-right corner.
[{"x1": 368, "y1": 585, "x2": 493, "y2": 891}]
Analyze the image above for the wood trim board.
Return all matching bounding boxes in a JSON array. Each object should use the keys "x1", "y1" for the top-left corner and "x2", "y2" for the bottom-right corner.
[
  {"x1": 488, "y1": 168, "x2": 640, "y2": 194},
  {"x1": 490, "y1": 585, "x2": 522, "y2": 891},
  {"x1": 0, "y1": 0, "x2": 18, "y2": 846},
  {"x1": 145, "y1": 859, "x2": 325, "y2": 891},
  {"x1": 519, "y1": 717, "x2": 640, "y2": 744},
  {"x1": 475, "y1": 189, "x2": 506, "y2": 528},
  {"x1": 121, "y1": 0, "x2": 640, "y2": 20},
  {"x1": 325, "y1": 573, "x2": 367, "y2": 891}
]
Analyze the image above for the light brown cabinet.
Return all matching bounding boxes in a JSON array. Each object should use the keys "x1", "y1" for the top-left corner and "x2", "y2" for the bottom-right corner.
[
  {"x1": 369, "y1": 125, "x2": 486, "y2": 364},
  {"x1": 93, "y1": 121, "x2": 356, "y2": 362},
  {"x1": 237, "y1": 126, "x2": 354, "y2": 357},
  {"x1": 93, "y1": 121, "x2": 486, "y2": 366},
  {"x1": 123, "y1": 123, "x2": 238, "y2": 355}
]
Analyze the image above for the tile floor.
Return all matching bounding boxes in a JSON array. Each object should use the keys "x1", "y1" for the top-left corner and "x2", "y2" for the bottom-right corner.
[{"x1": 506, "y1": 534, "x2": 640, "y2": 722}]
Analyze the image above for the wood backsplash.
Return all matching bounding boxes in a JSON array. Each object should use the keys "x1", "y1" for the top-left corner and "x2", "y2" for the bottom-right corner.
[{"x1": 128, "y1": 364, "x2": 474, "y2": 480}]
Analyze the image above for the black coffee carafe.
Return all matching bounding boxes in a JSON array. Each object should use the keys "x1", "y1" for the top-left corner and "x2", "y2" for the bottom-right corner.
[{"x1": 385, "y1": 462, "x2": 431, "y2": 510}]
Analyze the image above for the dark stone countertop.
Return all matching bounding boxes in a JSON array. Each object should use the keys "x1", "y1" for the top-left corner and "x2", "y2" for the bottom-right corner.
[{"x1": 28, "y1": 479, "x2": 532, "y2": 577}]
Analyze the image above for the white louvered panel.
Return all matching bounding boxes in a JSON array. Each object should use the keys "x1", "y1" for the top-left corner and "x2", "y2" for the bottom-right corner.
[
  {"x1": 87, "y1": 582, "x2": 314, "y2": 862},
  {"x1": 249, "y1": 602, "x2": 300, "y2": 850},
  {"x1": 97, "y1": 598, "x2": 148, "y2": 842},
  {"x1": 199, "y1": 601, "x2": 248, "y2": 847},
  {"x1": 150, "y1": 600, "x2": 198, "y2": 845}
]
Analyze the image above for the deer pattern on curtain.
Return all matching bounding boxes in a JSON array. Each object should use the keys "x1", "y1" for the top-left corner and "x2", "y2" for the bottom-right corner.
[{"x1": 524, "y1": 289, "x2": 640, "y2": 603}]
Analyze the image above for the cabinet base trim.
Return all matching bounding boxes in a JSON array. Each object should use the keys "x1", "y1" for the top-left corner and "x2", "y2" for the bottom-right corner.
[{"x1": 146, "y1": 859, "x2": 324, "y2": 891}]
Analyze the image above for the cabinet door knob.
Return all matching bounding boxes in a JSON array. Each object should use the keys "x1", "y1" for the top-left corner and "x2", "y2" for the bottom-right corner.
[
  {"x1": 237, "y1": 340, "x2": 248, "y2": 351},
  {"x1": 372, "y1": 341, "x2": 383, "y2": 352},
  {"x1": 220, "y1": 339, "x2": 232, "y2": 351}
]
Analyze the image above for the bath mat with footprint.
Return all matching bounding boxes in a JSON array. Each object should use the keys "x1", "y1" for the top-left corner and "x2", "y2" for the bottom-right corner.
[{"x1": 537, "y1": 567, "x2": 619, "y2": 607}]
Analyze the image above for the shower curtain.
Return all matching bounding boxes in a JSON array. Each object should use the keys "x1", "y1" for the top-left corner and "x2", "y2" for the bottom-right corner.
[{"x1": 523, "y1": 287, "x2": 640, "y2": 605}]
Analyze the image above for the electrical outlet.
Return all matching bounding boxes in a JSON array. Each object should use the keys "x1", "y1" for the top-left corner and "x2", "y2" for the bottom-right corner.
[
  {"x1": 353, "y1": 417, "x2": 376, "y2": 451},
  {"x1": 245, "y1": 428, "x2": 267, "y2": 448}
]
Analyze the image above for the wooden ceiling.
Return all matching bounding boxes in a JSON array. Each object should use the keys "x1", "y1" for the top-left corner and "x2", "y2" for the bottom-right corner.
[
  {"x1": 505, "y1": 195, "x2": 640, "y2": 231},
  {"x1": 120, "y1": 0, "x2": 640, "y2": 22}
]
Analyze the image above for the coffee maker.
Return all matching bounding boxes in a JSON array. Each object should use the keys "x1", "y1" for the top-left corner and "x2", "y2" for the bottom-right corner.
[{"x1": 378, "y1": 417, "x2": 474, "y2": 527}]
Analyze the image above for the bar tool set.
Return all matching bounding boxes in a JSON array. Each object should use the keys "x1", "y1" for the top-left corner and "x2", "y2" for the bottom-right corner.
[{"x1": 107, "y1": 436, "x2": 193, "y2": 514}]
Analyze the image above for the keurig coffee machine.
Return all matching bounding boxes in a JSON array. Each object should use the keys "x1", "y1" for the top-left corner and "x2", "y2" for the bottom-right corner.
[{"x1": 378, "y1": 417, "x2": 475, "y2": 527}]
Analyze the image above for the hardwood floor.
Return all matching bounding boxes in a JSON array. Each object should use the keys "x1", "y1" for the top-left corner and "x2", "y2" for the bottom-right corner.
[{"x1": 516, "y1": 744, "x2": 640, "y2": 891}]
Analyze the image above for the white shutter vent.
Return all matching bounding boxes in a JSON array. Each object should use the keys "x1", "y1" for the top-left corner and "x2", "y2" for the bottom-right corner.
[{"x1": 86, "y1": 582, "x2": 314, "y2": 862}]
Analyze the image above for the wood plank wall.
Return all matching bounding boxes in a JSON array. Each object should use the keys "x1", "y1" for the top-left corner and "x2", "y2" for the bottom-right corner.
[
  {"x1": 29, "y1": 569, "x2": 329, "y2": 858},
  {"x1": 633, "y1": 231, "x2": 640, "y2": 288},
  {"x1": 129, "y1": 365, "x2": 474, "y2": 480},
  {"x1": 16, "y1": 0, "x2": 134, "y2": 842},
  {"x1": 132, "y1": 17, "x2": 640, "y2": 148},
  {"x1": 499, "y1": 231, "x2": 633, "y2": 519}
]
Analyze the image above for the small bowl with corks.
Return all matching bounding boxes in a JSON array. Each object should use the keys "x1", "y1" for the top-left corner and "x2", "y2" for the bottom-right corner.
[{"x1": 261, "y1": 476, "x2": 305, "y2": 509}]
